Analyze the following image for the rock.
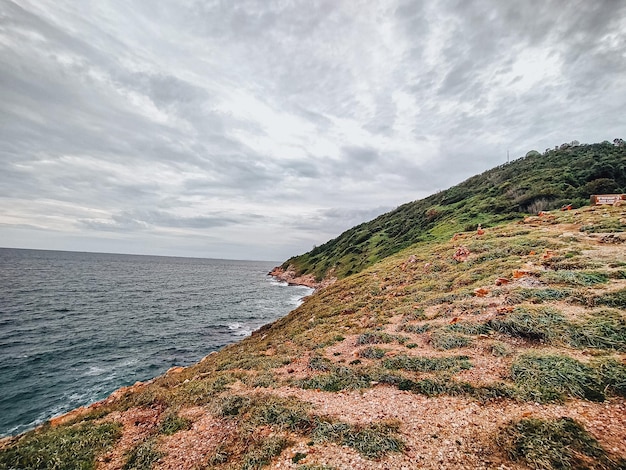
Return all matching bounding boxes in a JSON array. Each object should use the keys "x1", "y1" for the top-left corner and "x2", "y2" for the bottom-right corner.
[
  {"x1": 474, "y1": 288, "x2": 489, "y2": 297},
  {"x1": 453, "y1": 246, "x2": 470, "y2": 262}
]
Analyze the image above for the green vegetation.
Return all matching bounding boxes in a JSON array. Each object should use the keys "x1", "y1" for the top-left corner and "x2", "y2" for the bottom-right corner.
[
  {"x1": 123, "y1": 438, "x2": 164, "y2": 470},
  {"x1": 297, "y1": 366, "x2": 373, "y2": 392},
  {"x1": 430, "y1": 331, "x2": 472, "y2": 350},
  {"x1": 0, "y1": 422, "x2": 122, "y2": 470},
  {"x1": 499, "y1": 417, "x2": 625, "y2": 470},
  {"x1": 511, "y1": 354, "x2": 626, "y2": 402},
  {"x1": 283, "y1": 143, "x2": 626, "y2": 281},
  {"x1": 2, "y1": 142, "x2": 624, "y2": 469},
  {"x1": 242, "y1": 436, "x2": 291, "y2": 470},
  {"x1": 358, "y1": 346, "x2": 387, "y2": 359},
  {"x1": 312, "y1": 420, "x2": 404, "y2": 458},
  {"x1": 158, "y1": 412, "x2": 192, "y2": 435},
  {"x1": 356, "y1": 332, "x2": 395, "y2": 345},
  {"x1": 383, "y1": 355, "x2": 472, "y2": 372}
]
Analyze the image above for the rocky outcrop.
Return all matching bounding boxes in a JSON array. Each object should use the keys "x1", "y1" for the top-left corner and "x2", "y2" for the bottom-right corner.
[{"x1": 269, "y1": 265, "x2": 336, "y2": 290}]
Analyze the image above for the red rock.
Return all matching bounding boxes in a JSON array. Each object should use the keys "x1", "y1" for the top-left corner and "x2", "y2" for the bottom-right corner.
[
  {"x1": 474, "y1": 288, "x2": 489, "y2": 297},
  {"x1": 453, "y1": 246, "x2": 471, "y2": 262}
]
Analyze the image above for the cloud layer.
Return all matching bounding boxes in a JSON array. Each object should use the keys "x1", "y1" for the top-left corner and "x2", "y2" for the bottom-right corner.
[{"x1": 1, "y1": 0, "x2": 625, "y2": 260}]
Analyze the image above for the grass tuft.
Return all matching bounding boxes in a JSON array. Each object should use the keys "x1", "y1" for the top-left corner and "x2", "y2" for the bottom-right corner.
[
  {"x1": 242, "y1": 436, "x2": 291, "y2": 470},
  {"x1": 356, "y1": 332, "x2": 395, "y2": 345},
  {"x1": 511, "y1": 354, "x2": 605, "y2": 402},
  {"x1": 217, "y1": 394, "x2": 313, "y2": 433},
  {"x1": 569, "y1": 310, "x2": 626, "y2": 351},
  {"x1": 499, "y1": 417, "x2": 625, "y2": 470},
  {"x1": 0, "y1": 422, "x2": 122, "y2": 470},
  {"x1": 123, "y1": 438, "x2": 164, "y2": 470},
  {"x1": 312, "y1": 420, "x2": 404, "y2": 459},
  {"x1": 298, "y1": 367, "x2": 372, "y2": 392},
  {"x1": 400, "y1": 323, "x2": 432, "y2": 334},
  {"x1": 488, "y1": 308, "x2": 568, "y2": 342},
  {"x1": 158, "y1": 412, "x2": 192, "y2": 435},
  {"x1": 383, "y1": 354, "x2": 472, "y2": 372},
  {"x1": 430, "y1": 331, "x2": 472, "y2": 350}
]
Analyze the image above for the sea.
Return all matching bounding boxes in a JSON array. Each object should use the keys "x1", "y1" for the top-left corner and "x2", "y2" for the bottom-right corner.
[{"x1": 0, "y1": 248, "x2": 312, "y2": 437}]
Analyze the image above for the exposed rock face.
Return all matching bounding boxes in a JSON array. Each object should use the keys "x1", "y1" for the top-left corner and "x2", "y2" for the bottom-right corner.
[{"x1": 269, "y1": 265, "x2": 336, "y2": 290}]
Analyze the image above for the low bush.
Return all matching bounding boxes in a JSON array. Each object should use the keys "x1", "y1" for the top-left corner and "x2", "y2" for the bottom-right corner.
[
  {"x1": 400, "y1": 323, "x2": 432, "y2": 334},
  {"x1": 359, "y1": 347, "x2": 387, "y2": 359},
  {"x1": 356, "y1": 332, "x2": 395, "y2": 345}
]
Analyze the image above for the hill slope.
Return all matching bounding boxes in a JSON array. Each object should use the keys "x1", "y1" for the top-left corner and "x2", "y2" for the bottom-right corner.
[
  {"x1": 1, "y1": 204, "x2": 625, "y2": 469},
  {"x1": 282, "y1": 142, "x2": 626, "y2": 281}
]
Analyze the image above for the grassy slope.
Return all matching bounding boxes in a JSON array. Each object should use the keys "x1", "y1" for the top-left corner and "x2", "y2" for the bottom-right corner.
[
  {"x1": 283, "y1": 142, "x2": 626, "y2": 280},
  {"x1": 1, "y1": 204, "x2": 625, "y2": 470}
]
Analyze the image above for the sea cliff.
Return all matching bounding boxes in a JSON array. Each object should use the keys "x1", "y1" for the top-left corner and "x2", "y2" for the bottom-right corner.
[{"x1": 1, "y1": 204, "x2": 625, "y2": 469}]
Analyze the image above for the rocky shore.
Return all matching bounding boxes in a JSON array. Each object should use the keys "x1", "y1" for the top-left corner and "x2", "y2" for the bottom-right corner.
[{"x1": 268, "y1": 264, "x2": 336, "y2": 290}]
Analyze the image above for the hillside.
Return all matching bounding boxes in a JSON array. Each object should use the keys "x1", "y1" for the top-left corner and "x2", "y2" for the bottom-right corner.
[
  {"x1": 281, "y1": 141, "x2": 626, "y2": 281},
  {"x1": 1, "y1": 203, "x2": 624, "y2": 469}
]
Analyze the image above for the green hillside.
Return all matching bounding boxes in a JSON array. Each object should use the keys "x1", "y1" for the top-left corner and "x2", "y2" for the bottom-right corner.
[{"x1": 283, "y1": 141, "x2": 626, "y2": 280}]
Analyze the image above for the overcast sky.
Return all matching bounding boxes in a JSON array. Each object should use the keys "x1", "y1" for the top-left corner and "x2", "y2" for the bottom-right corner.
[{"x1": 1, "y1": 0, "x2": 625, "y2": 261}]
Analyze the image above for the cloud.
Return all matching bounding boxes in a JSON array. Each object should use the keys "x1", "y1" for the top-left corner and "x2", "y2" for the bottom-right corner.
[{"x1": 0, "y1": 0, "x2": 624, "y2": 260}]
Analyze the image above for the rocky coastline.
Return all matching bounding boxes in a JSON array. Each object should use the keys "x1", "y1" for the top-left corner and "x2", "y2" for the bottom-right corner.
[{"x1": 268, "y1": 264, "x2": 336, "y2": 290}]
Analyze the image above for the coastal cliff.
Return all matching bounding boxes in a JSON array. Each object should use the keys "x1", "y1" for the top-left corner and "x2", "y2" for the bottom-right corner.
[
  {"x1": 1, "y1": 142, "x2": 625, "y2": 469},
  {"x1": 1, "y1": 204, "x2": 625, "y2": 469}
]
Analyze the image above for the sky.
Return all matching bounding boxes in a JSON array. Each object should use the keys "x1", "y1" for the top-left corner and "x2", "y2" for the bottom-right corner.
[{"x1": 1, "y1": 0, "x2": 625, "y2": 261}]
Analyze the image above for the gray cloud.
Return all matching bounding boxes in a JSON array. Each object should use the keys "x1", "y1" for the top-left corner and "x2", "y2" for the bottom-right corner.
[{"x1": 0, "y1": 0, "x2": 624, "y2": 260}]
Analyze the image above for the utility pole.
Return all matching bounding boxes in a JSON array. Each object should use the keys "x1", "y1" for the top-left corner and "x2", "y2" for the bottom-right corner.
[{"x1": 507, "y1": 149, "x2": 510, "y2": 163}]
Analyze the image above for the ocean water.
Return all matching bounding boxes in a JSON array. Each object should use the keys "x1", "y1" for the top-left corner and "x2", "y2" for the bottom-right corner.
[{"x1": 0, "y1": 248, "x2": 312, "y2": 437}]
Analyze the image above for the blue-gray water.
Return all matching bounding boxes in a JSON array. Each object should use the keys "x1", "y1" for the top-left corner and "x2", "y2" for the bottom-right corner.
[{"x1": 0, "y1": 248, "x2": 312, "y2": 437}]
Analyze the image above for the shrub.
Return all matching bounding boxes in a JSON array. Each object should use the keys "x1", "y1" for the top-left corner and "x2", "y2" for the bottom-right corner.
[
  {"x1": 358, "y1": 347, "x2": 386, "y2": 359},
  {"x1": 400, "y1": 323, "x2": 432, "y2": 334},
  {"x1": 356, "y1": 332, "x2": 395, "y2": 345}
]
